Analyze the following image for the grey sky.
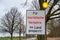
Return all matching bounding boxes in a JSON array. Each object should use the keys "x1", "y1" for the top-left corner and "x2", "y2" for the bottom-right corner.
[
  {"x1": 0, "y1": 0, "x2": 26, "y2": 18},
  {"x1": 0, "y1": 0, "x2": 59, "y2": 25},
  {"x1": 0, "y1": 0, "x2": 60, "y2": 35},
  {"x1": 0, "y1": 0, "x2": 36, "y2": 26}
]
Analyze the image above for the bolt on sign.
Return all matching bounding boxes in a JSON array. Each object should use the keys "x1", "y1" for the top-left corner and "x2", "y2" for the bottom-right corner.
[{"x1": 26, "y1": 10, "x2": 45, "y2": 35}]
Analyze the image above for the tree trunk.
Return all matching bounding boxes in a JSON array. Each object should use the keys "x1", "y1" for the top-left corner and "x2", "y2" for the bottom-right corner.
[
  {"x1": 19, "y1": 19, "x2": 21, "y2": 40},
  {"x1": 37, "y1": 21, "x2": 47, "y2": 40},
  {"x1": 19, "y1": 30, "x2": 21, "y2": 40},
  {"x1": 19, "y1": 24, "x2": 21, "y2": 40},
  {"x1": 37, "y1": 0, "x2": 47, "y2": 40},
  {"x1": 10, "y1": 33, "x2": 13, "y2": 40},
  {"x1": 37, "y1": 35, "x2": 46, "y2": 40}
]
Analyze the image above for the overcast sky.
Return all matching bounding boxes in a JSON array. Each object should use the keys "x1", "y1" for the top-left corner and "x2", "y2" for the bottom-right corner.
[
  {"x1": 0, "y1": 0, "x2": 28, "y2": 18},
  {"x1": 0, "y1": 0, "x2": 59, "y2": 25},
  {"x1": 0, "y1": 0, "x2": 60, "y2": 34},
  {"x1": 0, "y1": 0, "x2": 36, "y2": 25}
]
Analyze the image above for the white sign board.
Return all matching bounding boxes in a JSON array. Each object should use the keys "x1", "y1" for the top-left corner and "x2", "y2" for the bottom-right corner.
[{"x1": 26, "y1": 10, "x2": 45, "y2": 35}]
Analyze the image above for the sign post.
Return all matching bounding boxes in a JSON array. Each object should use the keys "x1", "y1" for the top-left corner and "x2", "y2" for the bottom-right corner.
[{"x1": 26, "y1": 10, "x2": 45, "y2": 35}]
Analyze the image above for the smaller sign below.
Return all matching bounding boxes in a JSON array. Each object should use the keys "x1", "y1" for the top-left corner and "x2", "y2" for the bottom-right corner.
[{"x1": 26, "y1": 10, "x2": 45, "y2": 35}]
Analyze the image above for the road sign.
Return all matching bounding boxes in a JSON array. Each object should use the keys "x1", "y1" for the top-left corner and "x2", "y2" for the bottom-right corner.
[{"x1": 26, "y1": 10, "x2": 45, "y2": 35}]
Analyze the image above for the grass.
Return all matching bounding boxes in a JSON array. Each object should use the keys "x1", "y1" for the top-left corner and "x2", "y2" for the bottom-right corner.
[{"x1": 0, "y1": 37, "x2": 26, "y2": 40}]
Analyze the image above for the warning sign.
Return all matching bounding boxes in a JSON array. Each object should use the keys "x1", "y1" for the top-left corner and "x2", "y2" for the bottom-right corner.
[{"x1": 26, "y1": 10, "x2": 45, "y2": 35}]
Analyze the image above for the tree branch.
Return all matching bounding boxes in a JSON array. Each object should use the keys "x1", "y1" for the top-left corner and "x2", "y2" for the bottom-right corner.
[
  {"x1": 47, "y1": 0, "x2": 59, "y2": 15},
  {"x1": 1, "y1": 19, "x2": 9, "y2": 28},
  {"x1": 5, "y1": 13, "x2": 11, "y2": 27},
  {"x1": 51, "y1": 13, "x2": 60, "y2": 16},
  {"x1": 48, "y1": 0, "x2": 52, "y2": 4},
  {"x1": 52, "y1": 8, "x2": 60, "y2": 14},
  {"x1": 49, "y1": 16, "x2": 60, "y2": 20},
  {"x1": 32, "y1": 0, "x2": 39, "y2": 10}
]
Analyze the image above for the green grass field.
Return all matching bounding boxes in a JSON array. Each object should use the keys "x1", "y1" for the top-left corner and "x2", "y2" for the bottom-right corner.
[{"x1": 0, "y1": 37, "x2": 25, "y2": 40}]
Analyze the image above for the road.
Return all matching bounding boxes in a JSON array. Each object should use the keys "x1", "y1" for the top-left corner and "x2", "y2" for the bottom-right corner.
[
  {"x1": 26, "y1": 38, "x2": 36, "y2": 40},
  {"x1": 47, "y1": 37, "x2": 60, "y2": 40},
  {"x1": 26, "y1": 37, "x2": 60, "y2": 40}
]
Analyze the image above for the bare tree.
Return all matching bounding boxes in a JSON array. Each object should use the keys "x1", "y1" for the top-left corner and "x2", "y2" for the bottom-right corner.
[
  {"x1": 36, "y1": 0, "x2": 60, "y2": 40},
  {"x1": 23, "y1": 0, "x2": 60, "y2": 40},
  {"x1": 0, "y1": 7, "x2": 22, "y2": 40},
  {"x1": 31, "y1": 0, "x2": 60, "y2": 22}
]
